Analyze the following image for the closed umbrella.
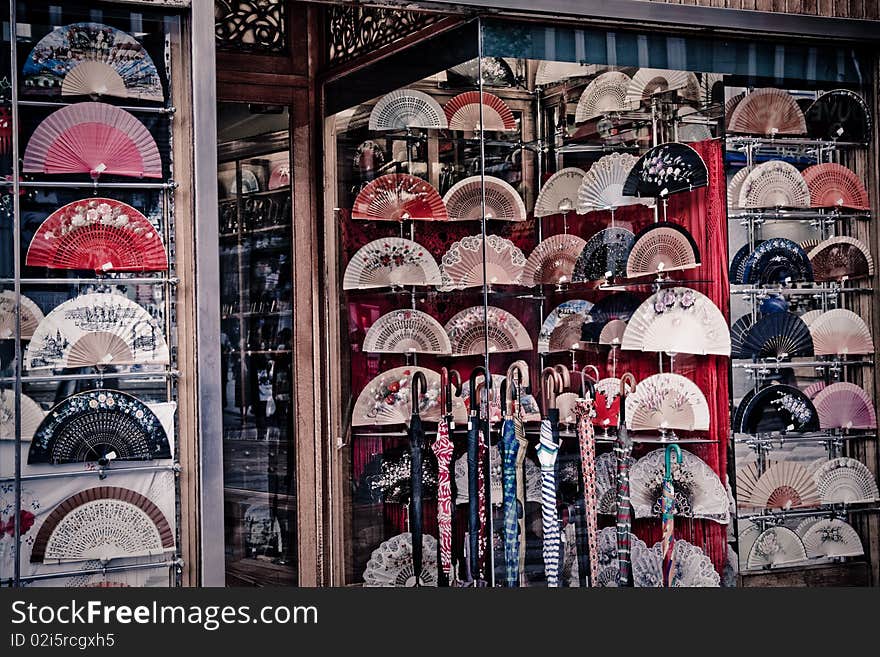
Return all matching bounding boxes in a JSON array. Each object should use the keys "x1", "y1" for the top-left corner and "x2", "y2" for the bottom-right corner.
[
  {"x1": 408, "y1": 371, "x2": 428, "y2": 587},
  {"x1": 499, "y1": 360, "x2": 528, "y2": 587},
  {"x1": 433, "y1": 368, "x2": 460, "y2": 586},
  {"x1": 537, "y1": 366, "x2": 565, "y2": 587},
  {"x1": 574, "y1": 366, "x2": 599, "y2": 587},
  {"x1": 509, "y1": 361, "x2": 531, "y2": 586},
  {"x1": 615, "y1": 372, "x2": 637, "y2": 587},
  {"x1": 662, "y1": 443, "x2": 683, "y2": 588},
  {"x1": 466, "y1": 366, "x2": 490, "y2": 586}
]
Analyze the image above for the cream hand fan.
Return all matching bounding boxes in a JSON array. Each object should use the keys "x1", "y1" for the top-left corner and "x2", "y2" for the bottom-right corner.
[
  {"x1": 574, "y1": 71, "x2": 633, "y2": 122},
  {"x1": 625, "y1": 222, "x2": 701, "y2": 278},
  {"x1": 537, "y1": 299, "x2": 593, "y2": 353},
  {"x1": 738, "y1": 461, "x2": 819, "y2": 510},
  {"x1": 728, "y1": 88, "x2": 806, "y2": 135},
  {"x1": 726, "y1": 166, "x2": 752, "y2": 210},
  {"x1": 454, "y1": 446, "x2": 541, "y2": 504},
  {"x1": 362, "y1": 309, "x2": 451, "y2": 355},
  {"x1": 621, "y1": 287, "x2": 730, "y2": 356},
  {"x1": 724, "y1": 92, "x2": 745, "y2": 130},
  {"x1": 746, "y1": 526, "x2": 807, "y2": 569},
  {"x1": 800, "y1": 310, "x2": 822, "y2": 328},
  {"x1": 352, "y1": 174, "x2": 448, "y2": 222},
  {"x1": 445, "y1": 305, "x2": 532, "y2": 356},
  {"x1": 576, "y1": 153, "x2": 650, "y2": 214},
  {"x1": 802, "y1": 163, "x2": 870, "y2": 210},
  {"x1": 624, "y1": 373, "x2": 710, "y2": 432},
  {"x1": 25, "y1": 293, "x2": 169, "y2": 371},
  {"x1": 807, "y1": 236, "x2": 874, "y2": 282},
  {"x1": 809, "y1": 309, "x2": 874, "y2": 356},
  {"x1": 738, "y1": 161, "x2": 810, "y2": 209},
  {"x1": 813, "y1": 382, "x2": 876, "y2": 430},
  {"x1": 815, "y1": 457, "x2": 879, "y2": 504},
  {"x1": 0, "y1": 291, "x2": 44, "y2": 340},
  {"x1": 439, "y1": 234, "x2": 525, "y2": 289},
  {"x1": 353, "y1": 366, "x2": 441, "y2": 426},
  {"x1": 368, "y1": 89, "x2": 448, "y2": 130},
  {"x1": 443, "y1": 91, "x2": 517, "y2": 131},
  {"x1": 442, "y1": 175, "x2": 526, "y2": 221},
  {"x1": 362, "y1": 532, "x2": 438, "y2": 587},
  {"x1": 523, "y1": 234, "x2": 587, "y2": 286},
  {"x1": 534, "y1": 168, "x2": 585, "y2": 217},
  {"x1": 343, "y1": 238, "x2": 441, "y2": 290},
  {"x1": 599, "y1": 318, "x2": 627, "y2": 346},
  {"x1": 678, "y1": 121, "x2": 712, "y2": 143},
  {"x1": 0, "y1": 392, "x2": 45, "y2": 441},
  {"x1": 801, "y1": 519, "x2": 864, "y2": 559},
  {"x1": 535, "y1": 61, "x2": 594, "y2": 86},
  {"x1": 625, "y1": 68, "x2": 700, "y2": 105}
]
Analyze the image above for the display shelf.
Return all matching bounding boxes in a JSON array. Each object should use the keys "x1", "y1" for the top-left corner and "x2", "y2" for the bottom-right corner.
[
  {"x1": 732, "y1": 358, "x2": 874, "y2": 370},
  {"x1": 1, "y1": 558, "x2": 183, "y2": 587},
  {"x1": 737, "y1": 501, "x2": 880, "y2": 522},
  {"x1": 351, "y1": 426, "x2": 716, "y2": 444},
  {"x1": 728, "y1": 209, "x2": 871, "y2": 222},
  {"x1": 733, "y1": 430, "x2": 876, "y2": 445},
  {"x1": 2, "y1": 180, "x2": 176, "y2": 190},
  {"x1": 1, "y1": 370, "x2": 180, "y2": 385},
  {"x1": 3, "y1": 276, "x2": 179, "y2": 286},
  {"x1": 732, "y1": 284, "x2": 872, "y2": 296},
  {"x1": 0, "y1": 463, "x2": 181, "y2": 484},
  {"x1": 726, "y1": 135, "x2": 868, "y2": 151},
  {"x1": 10, "y1": 98, "x2": 174, "y2": 115},
  {"x1": 220, "y1": 223, "x2": 290, "y2": 238}
]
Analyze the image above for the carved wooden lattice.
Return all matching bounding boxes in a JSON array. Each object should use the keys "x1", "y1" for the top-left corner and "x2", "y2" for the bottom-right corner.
[
  {"x1": 327, "y1": 5, "x2": 443, "y2": 66},
  {"x1": 215, "y1": 0, "x2": 287, "y2": 53}
]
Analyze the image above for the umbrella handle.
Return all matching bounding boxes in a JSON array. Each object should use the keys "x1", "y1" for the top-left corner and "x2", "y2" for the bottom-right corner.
[
  {"x1": 578, "y1": 366, "x2": 597, "y2": 400},
  {"x1": 411, "y1": 371, "x2": 428, "y2": 418},
  {"x1": 468, "y1": 366, "x2": 489, "y2": 411},
  {"x1": 541, "y1": 367, "x2": 562, "y2": 411},
  {"x1": 664, "y1": 444, "x2": 683, "y2": 482},
  {"x1": 440, "y1": 367, "x2": 448, "y2": 414},
  {"x1": 618, "y1": 372, "x2": 636, "y2": 427},
  {"x1": 554, "y1": 364, "x2": 571, "y2": 391}
]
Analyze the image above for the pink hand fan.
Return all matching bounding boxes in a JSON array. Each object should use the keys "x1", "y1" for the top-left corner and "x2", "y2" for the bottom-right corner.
[
  {"x1": 268, "y1": 163, "x2": 290, "y2": 190},
  {"x1": 352, "y1": 174, "x2": 447, "y2": 222},
  {"x1": 813, "y1": 382, "x2": 876, "y2": 430},
  {"x1": 444, "y1": 91, "x2": 517, "y2": 132}
]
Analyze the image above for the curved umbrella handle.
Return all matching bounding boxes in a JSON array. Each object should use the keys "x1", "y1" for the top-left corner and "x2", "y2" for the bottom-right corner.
[
  {"x1": 618, "y1": 372, "x2": 636, "y2": 428},
  {"x1": 541, "y1": 367, "x2": 561, "y2": 412},
  {"x1": 664, "y1": 444, "x2": 683, "y2": 482},
  {"x1": 554, "y1": 364, "x2": 571, "y2": 392},
  {"x1": 578, "y1": 366, "x2": 598, "y2": 400},
  {"x1": 411, "y1": 370, "x2": 428, "y2": 419},
  {"x1": 440, "y1": 367, "x2": 448, "y2": 416}
]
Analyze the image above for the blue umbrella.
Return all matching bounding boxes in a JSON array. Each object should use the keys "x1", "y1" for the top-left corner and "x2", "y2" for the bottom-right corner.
[
  {"x1": 499, "y1": 361, "x2": 528, "y2": 587},
  {"x1": 615, "y1": 373, "x2": 637, "y2": 588}
]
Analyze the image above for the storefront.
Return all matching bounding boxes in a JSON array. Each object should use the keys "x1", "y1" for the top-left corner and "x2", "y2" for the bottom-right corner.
[{"x1": 2, "y1": 0, "x2": 879, "y2": 588}]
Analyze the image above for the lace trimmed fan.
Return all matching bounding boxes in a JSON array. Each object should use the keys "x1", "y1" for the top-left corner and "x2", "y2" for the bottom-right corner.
[
  {"x1": 813, "y1": 382, "x2": 876, "y2": 430},
  {"x1": 0, "y1": 291, "x2": 44, "y2": 340},
  {"x1": 362, "y1": 532, "x2": 438, "y2": 587},
  {"x1": 807, "y1": 236, "x2": 873, "y2": 281},
  {"x1": 574, "y1": 71, "x2": 633, "y2": 122},
  {"x1": 621, "y1": 142, "x2": 709, "y2": 198},
  {"x1": 625, "y1": 69, "x2": 700, "y2": 105},
  {"x1": 575, "y1": 152, "x2": 649, "y2": 214},
  {"x1": 25, "y1": 293, "x2": 169, "y2": 371},
  {"x1": 801, "y1": 163, "x2": 869, "y2": 210},
  {"x1": 442, "y1": 175, "x2": 526, "y2": 221},
  {"x1": 741, "y1": 238, "x2": 813, "y2": 285},
  {"x1": 731, "y1": 312, "x2": 814, "y2": 360},
  {"x1": 343, "y1": 238, "x2": 441, "y2": 290},
  {"x1": 439, "y1": 234, "x2": 525, "y2": 290},
  {"x1": 625, "y1": 221, "x2": 701, "y2": 278},
  {"x1": 537, "y1": 299, "x2": 593, "y2": 353},
  {"x1": 815, "y1": 457, "x2": 879, "y2": 504},
  {"x1": 523, "y1": 234, "x2": 587, "y2": 286},
  {"x1": 739, "y1": 384, "x2": 819, "y2": 434},
  {"x1": 534, "y1": 168, "x2": 585, "y2": 217},
  {"x1": 454, "y1": 445, "x2": 541, "y2": 505},
  {"x1": 808, "y1": 309, "x2": 874, "y2": 356},
  {"x1": 23, "y1": 102, "x2": 162, "y2": 178},
  {"x1": 353, "y1": 366, "x2": 441, "y2": 426},
  {"x1": 571, "y1": 227, "x2": 635, "y2": 282},
  {"x1": 727, "y1": 88, "x2": 806, "y2": 135},
  {"x1": 368, "y1": 89, "x2": 448, "y2": 130},
  {"x1": 804, "y1": 89, "x2": 872, "y2": 142},
  {"x1": 444, "y1": 305, "x2": 532, "y2": 356},
  {"x1": 738, "y1": 160, "x2": 811, "y2": 209},
  {"x1": 747, "y1": 526, "x2": 807, "y2": 569},
  {"x1": 443, "y1": 91, "x2": 517, "y2": 132},
  {"x1": 0, "y1": 392, "x2": 44, "y2": 441},
  {"x1": 362, "y1": 309, "x2": 451, "y2": 355},
  {"x1": 623, "y1": 373, "x2": 710, "y2": 432},
  {"x1": 802, "y1": 519, "x2": 864, "y2": 559},
  {"x1": 352, "y1": 174, "x2": 447, "y2": 222},
  {"x1": 736, "y1": 461, "x2": 819, "y2": 510}
]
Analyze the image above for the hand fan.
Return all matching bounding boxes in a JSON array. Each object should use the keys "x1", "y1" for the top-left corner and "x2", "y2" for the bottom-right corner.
[
  {"x1": 362, "y1": 309, "x2": 451, "y2": 355},
  {"x1": 624, "y1": 373, "x2": 710, "y2": 432},
  {"x1": 343, "y1": 237, "x2": 441, "y2": 289},
  {"x1": 599, "y1": 318, "x2": 627, "y2": 346},
  {"x1": 267, "y1": 162, "x2": 290, "y2": 190},
  {"x1": 595, "y1": 451, "x2": 624, "y2": 513},
  {"x1": 537, "y1": 299, "x2": 593, "y2": 353},
  {"x1": 549, "y1": 314, "x2": 589, "y2": 352},
  {"x1": 444, "y1": 305, "x2": 532, "y2": 356},
  {"x1": 625, "y1": 68, "x2": 700, "y2": 105},
  {"x1": 25, "y1": 293, "x2": 169, "y2": 371},
  {"x1": 625, "y1": 221, "x2": 701, "y2": 278},
  {"x1": 580, "y1": 293, "x2": 641, "y2": 343},
  {"x1": 815, "y1": 457, "x2": 879, "y2": 504},
  {"x1": 738, "y1": 160, "x2": 811, "y2": 209},
  {"x1": 442, "y1": 175, "x2": 526, "y2": 221},
  {"x1": 727, "y1": 88, "x2": 806, "y2": 135},
  {"x1": 362, "y1": 532, "x2": 438, "y2": 587},
  {"x1": 351, "y1": 174, "x2": 447, "y2": 222},
  {"x1": 356, "y1": 446, "x2": 438, "y2": 504},
  {"x1": 28, "y1": 389, "x2": 171, "y2": 464},
  {"x1": 621, "y1": 287, "x2": 731, "y2": 356},
  {"x1": 699, "y1": 72, "x2": 724, "y2": 106},
  {"x1": 813, "y1": 382, "x2": 876, "y2": 429},
  {"x1": 807, "y1": 236, "x2": 873, "y2": 281},
  {"x1": 803, "y1": 380, "x2": 826, "y2": 400},
  {"x1": 652, "y1": 539, "x2": 720, "y2": 587},
  {"x1": 30, "y1": 486, "x2": 174, "y2": 563},
  {"x1": 678, "y1": 121, "x2": 712, "y2": 143},
  {"x1": 801, "y1": 519, "x2": 864, "y2": 558},
  {"x1": 574, "y1": 71, "x2": 633, "y2": 122},
  {"x1": 535, "y1": 61, "x2": 594, "y2": 87},
  {"x1": 26, "y1": 198, "x2": 167, "y2": 272},
  {"x1": 737, "y1": 460, "x2": 819, "y2": 509},
  {"x1": 746, "y1": 526, "x2": 807, "y2": 569},
  {"x1": 454, "y1": 445, "x2": 541, "y2": 505},
  {"x1": 22, "y1": 23, "x2": 164, "y2": 102},
  {"x1": 576, "y1": 152, "x2": 651, "y2": 214},
  {"x1": 802, "y1": 163, "x2": 869, "y2": 210},
  {"x1": 732, "y1": 388, "x2": 757, "y2": 434},
  {"x1": 621, "y1": 142, "x2": 709, "y2": 198},
  {"x1": 727, "y1": 166, "x2": 753, "y2": 210},
  {"x1": 439, "y1": 234, "x2": 525, "y2": 289},
  {"x1": 729, "y1": 241, "x2": 763, "y2": 284},
  {"x1": 0, "y1": 291, "x2": 44, "y2": 340},
  {"x1": 593, "y1": 527, "x2": 660, "y2": 588},
  {"x1": 534, "y1": 168, "x2": 585, "y2": 217},
  {"x1": 368, "y1": 89, "x2": 448, "y2": 130},
  {"x1": 571, "y1": 227, "x2": 635, "y2": 282},
  {"x1": 739, "y1": 384, "x2": 819, "y2": 434},
  {"x1": 353, "y1": 366, "x2": 441, "y2": 426},
  {"x1": 446, "y1": 57, "x2": 516, "y2": 87},
  {"x1": 734, "y1": 312, "x2": 814, "y2": 359},
  {"x1": 459, "y1": 374, "x2": 541, "y2": 424},
  {"x1": 759, "y1": 295, "x2": 789, "y2": 314},
  {"x1": 809, "y1": 309, "x2": 874, "y2": 356},
  {"x1": 0, "y1": 392, "x2": 45, "y2": 441},
  {"x1": 741, "y1": 238, "x2": 813, "y2": 285},
  {"x1": 804, "y1": 89, "x2": 872, "y2": 142},
  {"x1": 629, "y1": 448, "x2": 729, "y2": 522},
  {"x1": 23, "y1": 102, "x2": 162, "y2": 178},
  {"x1": 729, "y1": 314, "x2": 754, "y2": 358},
  {"x1": 724, "y1": 92, "x2": 745, "y2": 130},
  {"x1": 800, "y1": 309, "x2": 823, "y2": 327},
  {"x1": 443, "y1": 91, "x2": 517, "y2": 132},
  {"x1": 523, "y1": 234, "x2": 587, "y2": 286}
]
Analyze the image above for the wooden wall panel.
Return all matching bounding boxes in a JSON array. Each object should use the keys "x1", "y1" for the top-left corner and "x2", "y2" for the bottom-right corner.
[{"x1": 646, "y1": 0, "x2": 880, "y2": 16}]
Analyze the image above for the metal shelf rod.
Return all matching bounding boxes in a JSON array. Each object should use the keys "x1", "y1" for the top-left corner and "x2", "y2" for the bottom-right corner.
[
  {"x1": 738, "y1": 503, "x2": 880, "y2": 522},
  {"x1": 0, "y1": 463, "x2": 180, "y2": 483},
  {"x1": 1, "y1": 277, "x2": 179, "y2": 286},
  {"x1": 732, "y1": 359, "x2": 874, "y2": 370},
  {"x1": 2, "y1": 180, "x2": 176, "y2": 190},
  {"x1": 1, "y1": 370, "x2": 180, "y2": 384},
  {"x1": 733, "y1": 286, "x2": 872, "y2": 295},
  {"x1": 2, "y1": 558, "x2": 183, "y2": 585},
  {"x1": 13, "y1": 99, "x2": 175, "y2": 115}
]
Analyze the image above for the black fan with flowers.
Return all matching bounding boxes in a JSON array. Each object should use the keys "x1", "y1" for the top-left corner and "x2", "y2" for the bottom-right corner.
[
  {"x1": 741, "y1": 238, "x2": 813, "y2": 285},
  {"x1": 622, "y1": 142, "x2": 709, "y2": 198},
  {"x1": 739, "y1": 384, "x2": 819, "y2": 434}
]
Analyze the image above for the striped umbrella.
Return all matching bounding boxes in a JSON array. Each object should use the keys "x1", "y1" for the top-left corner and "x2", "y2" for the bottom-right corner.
[
  {"x1": 408, "y1": 371, "x2": 428, "y2": 587},
  {"x1": 574, "y1": 370, "x2": 599, "y2": 587},
  {"x1": 662, "y1": 444, "x2": 683, "y2": 587},
  {"x1": 615, "y1": 373, "x2": 637, "y2": 587},
  {"x1": 466, "y1": 366, "x2": 490, "y2": 586},
  {"x1": 537, "y1": 366, "x2": 566, "y2": 587},
  {"x1": 433, "y1": 368, "x2": 460, "y2": 585}
]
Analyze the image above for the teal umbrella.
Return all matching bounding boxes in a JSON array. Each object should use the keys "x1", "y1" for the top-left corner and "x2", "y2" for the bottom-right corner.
[{"x1": 662, "y1": 444, "x2": 683, "y2": 587}]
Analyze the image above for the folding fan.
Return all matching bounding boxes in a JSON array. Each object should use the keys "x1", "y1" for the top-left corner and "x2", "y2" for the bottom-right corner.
[
  {"x1": 23, "y1": 102, "x2": 162, "y2": 178},
  {"x1": 625, "y1": 68, "x2": 700, "y2": 106},
  {"x1": 746, "y1": 526, "x2": 807, "y2": 569},
  {"x1": 815, "y1": 457, "x2": 879, "y2": 504},
  {"x1": 652, "y1": 539, "x2": 721, "y2": 587},
  {"x1": 599, "y1": 318, "x2": 627, "y2": 346},
  {"x1": 625, "y1": 221, "x2": 701, "y2": 278},
  {"x1": 621, "y1": 142, "x2": 709, "y2": 198},
  {"x1": 571, "y1": 227, "x2": 635, "y2": 282},
  {"x1": 739, "y1": 384, "x2": 819, "y2": 434},
  {"x1": 442, "y1": 175, "x2": 526, "y2": 221},
  {"x1": 357, "y1": 446, "x2": 438, "y2": 504},
  {"x1": 537, "y1": 299, "x2": 593, "y2": 353},
  {"x1": 362, "y1": 309, "x2": 451, "y2": 355},
  {"x1": 595, "y1": 451, "x2": 622, "y2": 514},
  {"x1": 22, "y1": 23, "x2": 164, "y2": 102},
  {"x1": 351, "y1": 174, "x2": 447, "y2": 222},
  {"x1": 343, "y1": 237, "x2": 441, "y2": 290},
  {"x1": 738, "y1": 161, "x2": 811, "y2": 209},
  {"x1": 454, "y1": 445, "x2": 541, "y2": 505},
  {"x1": 444, "y1": 305, "x2": 532, "y2": 356},
  {"x1": 534, "y1": 168, "x2": 585, "y2": 217},
  {"x1": 439, "y1": 234, "x2": 525, "y2": 289},
  {"x1": 28, "y1": 389, "x2": 170, "y2": 464},
  {"x1": 621, "y1": 287, "x2": 730, "y2": 356},
  {"x1": 678, "y1": 121, "x2": 712, "y2": 143},
  {"x1": 801, "y1": 519, "x2": 864, "y2": 559},
  {"x1": 362, "y1": 532, "x2": 438, "y2": 587},
  {"x1": 729, "y1": 315, "x2": 754, "y2": 358},
  {"x1": 724, "y1": 93, "x2": 745, "y2": 130},
  {"x1": 26, "y1": 198, "x2": 167, "y2": 273},
  {"x1": 813, "y1": 382, "x2": 876, "y2": 429},
  {"x1": 803, "y1": 380, "x2": 826, "y2": 400},
  {"x1": 732, "y1": 312, "x2": 814, "y2": 360},
  {"x1": 446, "y1": 57, "x2": 516, "y2": 88},
  {"x1": 629, "y1": 448, "x2": 729, "y2": 523},
  {"x1": 729, "y1": 241, "x2": 763, "y2": 284},
  {"x1": 800, "y1": 310, "x2": 823, "y2": 328},
  {"x1": 737, "y1": 461, "x2": 819, "y2": 510},
  {"x1": 523, "y1": 234, "x2": 587, "y2": 286},
  {"x1": 727, "y1": 88, "x2": 806, "y2": 135},
  {"x1": 0, "y1": 392, "x2": 44, "y2": 441},
  {"x1": 801, "y1": 163, "x2": 869, "y2": 211},
  {"x1": 575, "y1": 152, "x2": 651, "y2": 214},
  {"x1": 574, "y1": 71, "x2": 633, "y2": 123},
  {"x1": 443, "y1": 91, "x2": 517, "y2": 132},
  {"x1": 580, "y1": 293, "x2": 641, "y2": 343},
  {"x1": 268, "y1": 162, "x2": 290, "y2": 190},
  {"x1": 624, "y1": 373, "x2": 710, "y2": 432},
  {"x1": 727, "y1": 166, "x2": 752, "y2": 210},
  {"x1": 353, "y1": 366, "x2": 441, "y2": 426},
  {"x1": 369, "y1": 89, "x2": 448, "y2": 131},
  {"x1": 740, "y1": 238, "x2": 813, "y2": 285},
  {"x1": 807, "y1": 236, "x2": 873, "y2": 281},
  {"x1": 0, "y1": 291, "x2": 44, "y2": 340},
  {"x1": 804, "y1": 89, "x2": 872, "y2": 142},
  {"x1": 699, "y1": 72, "x2": 724, "y2": 106},
  {"x1": 809, "y1": 309, "x2": 874, "y2": 356},
  {"x1": 24, "y1": 293, "x2": 169, "y2": 371}
]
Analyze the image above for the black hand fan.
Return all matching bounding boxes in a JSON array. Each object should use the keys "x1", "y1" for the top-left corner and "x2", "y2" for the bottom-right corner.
[
  {"x1": 730, "y1": 315, "x2": 755, "y2": 359},
  {"x1": 580, "y1": 292, "x2": 641, "y2": 342},
  {"x1": 571, "y1": 227, "x2": 635, "y2": 282},
  {"x1": 730, "y1": 241, "x2": 764, "y2": 284},
  {"x1": 741, "y1": 238, "x2": 813, "y2": 285},
  {"x1": 733, "y1": 387, "x2": 757, "y2": 433},
  {"x1": 804, "y1": 90, "x2": 872, "y2": 142},
  {"x1": 355, "y1": 446, "x2": 438, "y2": 504},
  {"x1": 621, "y1": 142, "x2": 709, "y2": 198},
  {"x1": 740, "y1": 384, "x2": 819, "y2": 434},
  {"x1": 736, "y1": 312, "x2": 814, "y2": 360}
]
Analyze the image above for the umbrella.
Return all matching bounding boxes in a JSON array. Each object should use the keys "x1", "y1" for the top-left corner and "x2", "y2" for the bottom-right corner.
[
  {"x1": 466, "y1": 366, "x2": 490, "y2": 586},
  {"x1": 476, "y1": 376, "x2": 494, "y2": 586},
  {"x1": 537, "y1": 365, "x2": 566, "y2": 587},
  {"x1": 574, "y1": 366, "x2": 599, "y2": 587},
  {"x1": 499, "y1": 361, "x2": 529, "y2": 587},
  {"x1": 615, "y1": 372, "x2": 637, "y2": 587},
  {"x1": 433, "y1": 368, "x2": 460, "y2": 586},
  {"x1": 509, "y1": 360, "x2": 531, "y2": 586},
  {"x1": 408, "y1": 371, "x2": 428, "y2": 587},
  {"x1": 662, "y1": 443, "x2": 683, "y2": 587}
]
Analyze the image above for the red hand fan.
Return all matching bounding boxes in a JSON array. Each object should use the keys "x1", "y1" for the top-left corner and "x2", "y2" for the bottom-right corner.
[{"x1": 351, "y1": 173, "x2": 447, "y2": 222}]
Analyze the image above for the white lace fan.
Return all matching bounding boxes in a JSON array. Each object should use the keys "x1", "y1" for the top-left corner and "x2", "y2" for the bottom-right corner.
[
  {"x1": 801, "y1": 519, "x2": 864, "y2": 559},
  {"x1": 439, "y1": 234, "x2": 525, "y2": 289},
  {"x1": 453, "y1": 445, "x2": 541, "y2": 505},
  {"x1": 362, "y1": 309, "x2": 451, "y2": 355},
  {"x1": 726, "y1": 166, "x2": 752, "y2": 209},
  {"x1": 368, "y1": 89, "x2": 448, "y2": 130},
  {"x1": 747, "y1": 526, "x2": 807, "y2": 569},
  {"x1": 0, "y1": 392, "x2": 45, "y2": 441},
  {"x1": 522, "y1": 234, "x2": 587, "y2": 286},
  {"x1": 25, "y1": 293, "x2": 169, "y2": 371},
  {"x1": 353, "y1": 366, "x2": 441, "y2": 426},
  {"x1": 808, "y1": 309, "x2": 874, "y2": 356},
  {"x1": 362, "y1": 532, "x2": 438, "y2": 587},
  {"x1": 343, "y1": 237, "x2": 441, "y2": 290},
  {"x1": 574, "y1": 71, "x2": 633, "y2": 122},
  {"x1": 621, "y1": 287, "x2": 730, "y2": 356},
  {"x1": 737, "y1": 461, "x2": 819, "y2": 510},
  {"x1": 649, "y1": 539, "x2": 721, "y2": 587},
  {"x1": 0, "y1": 291, "x2": 44, "y2": 340},
  {"x1": 625, "y1": 69, "x2": 700, "y2": 106},
  {"x1": 444, "y1": 305, "x2": 533, "y2": 356},
  {"x1": 738, "y1": 160, "x2": 811, "y2": 209},
  {"x1": 815, "y1": 457, "x2": 879, "y2": 504},
  {"x1": 534, "y1": 168, "x2": 585, "y2": 217},
  {"x1": 624, "y1": 373, "x2": 710, "y2": 432},
  {"x1": 576, "y1": 152, "x2": 651, "y2": 214},
  {"x1": 443, "y1": 175, "x2": 526, "y2": 221}
]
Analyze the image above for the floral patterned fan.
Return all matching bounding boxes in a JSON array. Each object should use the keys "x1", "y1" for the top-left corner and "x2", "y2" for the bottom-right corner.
[
  {"x1": 621, "y1": 142, "x2": 709, "y2": 198},
  {"x1": 362, "y1": 532, "x2": 438, "y2": 587},
  {"x1": 444, "y1": 306, "x2": 532, "y2": 356},
  {"x1": 362, "y1": 309, "x2": 451, "y2": 355},
  {"x1": 738, "y1": 384, "x2": 819, "y2": 434},
  {"x1": 623, "y1": 373, "x2": 711, "y2": 432},
  {"x1": 343, "y1": 237, "x2": 441, "y2": 290},
  {"x1": 746, "y1": 526, "x2": 807, "y2": 569},
  {"x1": 353, "y1": 366, "x2": 441, "y2": 426},
  {"x1": 740, "y1": 238, "x2": 813, "y2": 285},
  {"x1": 439, "y1": 234, "x2": 525, "y2": 289},
  {"x1": 351, "y1": 174, "x2": 447, "y2": 222},
  {"x1": 802, "y1": 519, "x2": 864, "y2": 559}
]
